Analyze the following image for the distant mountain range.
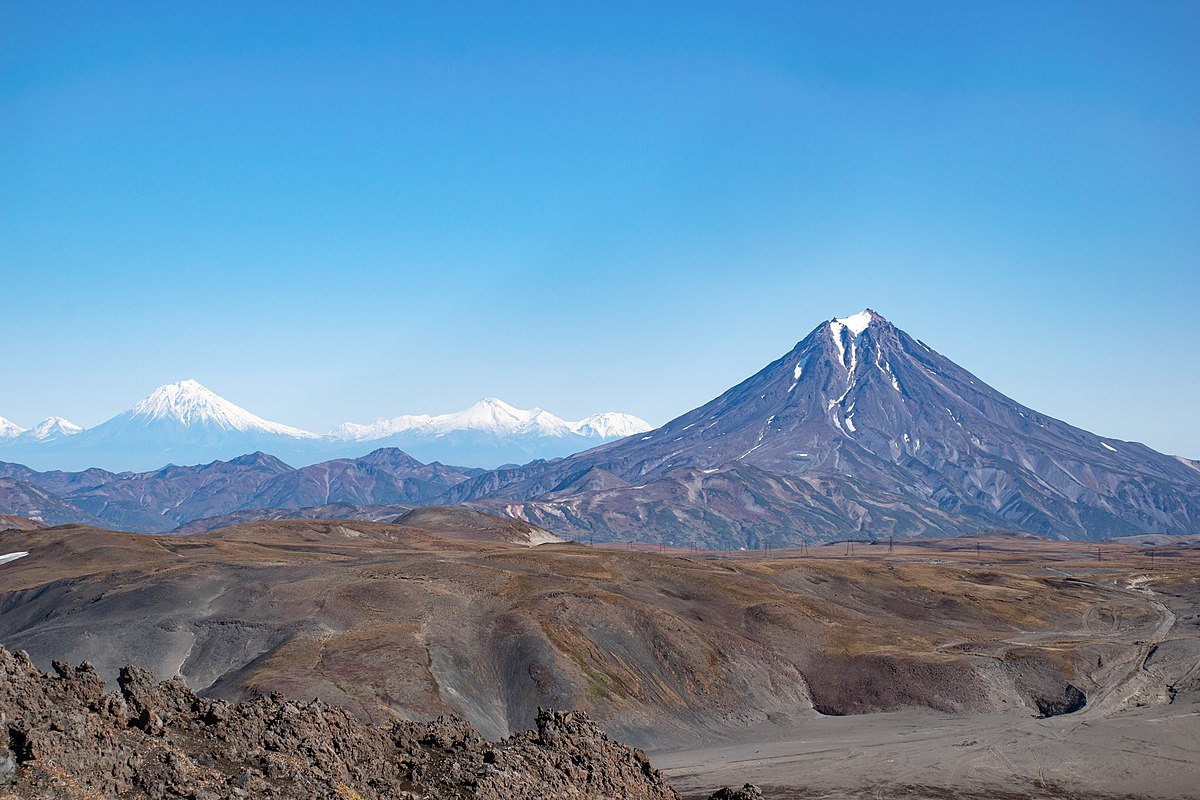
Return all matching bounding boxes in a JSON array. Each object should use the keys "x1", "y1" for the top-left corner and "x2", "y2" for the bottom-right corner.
[
  {"x1": 2, "y1": 310, "x2": 1198, "y2": 543},
  {"x1": 0, "y1": 380, "x2": 651, "y2": 471},
  {"x1": 0, "y1": 448, "x2": 481, "y2": 533}
]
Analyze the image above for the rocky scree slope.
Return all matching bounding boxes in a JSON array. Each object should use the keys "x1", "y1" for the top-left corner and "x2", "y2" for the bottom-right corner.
[{"x1": 0, "y1": 644, "x2": 684, "y2": 800}]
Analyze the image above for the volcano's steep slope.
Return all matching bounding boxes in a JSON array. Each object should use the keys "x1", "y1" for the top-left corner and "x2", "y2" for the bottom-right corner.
[{"x1": 449, "y1": 311, "x2": 1200, "y2": 542}]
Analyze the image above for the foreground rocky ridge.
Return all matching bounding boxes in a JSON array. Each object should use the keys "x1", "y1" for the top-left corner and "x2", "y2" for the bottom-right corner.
[{"x1": 0, "y1": 644, "x2": 682, "y2": 800}]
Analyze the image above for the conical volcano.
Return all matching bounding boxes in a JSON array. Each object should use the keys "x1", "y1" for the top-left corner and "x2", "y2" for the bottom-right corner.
[{"x1": 449, "y1": 310, "x2": 1200, "y2": 544}]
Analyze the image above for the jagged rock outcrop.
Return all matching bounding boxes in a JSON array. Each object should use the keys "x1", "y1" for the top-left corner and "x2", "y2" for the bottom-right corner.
[
  {"x1": 0, "y1": 645, "x2": 679, "y2": 800},
  {"x1": 707, "y1": 786, "x2": 764, "y2": 800}
]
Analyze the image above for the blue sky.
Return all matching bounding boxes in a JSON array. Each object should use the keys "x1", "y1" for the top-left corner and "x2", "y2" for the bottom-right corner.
[{"x1": 2, "y1": 2, "x2": 1198, "y2": 456}]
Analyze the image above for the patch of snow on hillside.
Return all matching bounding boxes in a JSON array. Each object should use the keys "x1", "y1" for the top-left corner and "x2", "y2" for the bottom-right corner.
[
  {"x1": 788, "y1": 362, "x2": 804, "y2": 392},
  {"x1": 829, "y1": 322, "x2": 847, "y2": 367}
]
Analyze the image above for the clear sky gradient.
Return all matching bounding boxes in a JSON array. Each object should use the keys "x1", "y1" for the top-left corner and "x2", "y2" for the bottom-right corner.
[{"x1": 2, "y1": 2, "x2": 1198, "y2": 456}]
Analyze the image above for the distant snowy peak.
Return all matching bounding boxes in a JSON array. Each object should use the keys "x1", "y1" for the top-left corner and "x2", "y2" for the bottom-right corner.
[
  {"x1": 444, "y1": 397, "x2": 569, "y2": 436},
  {"x1": 0, "y1": 417, "x2": 27, "y2": 439},
  {"x1": 26, "y1": 417, "x2": 83, "y2": 441},
  {"x1": 127, "y1": 380, "x2": 319, "y2": 439},
  {"x1": 332, "y1": 398, "x2": 651, "y2": 442},
  {"x1": 572, "y1": 412, "x2": 652, "y2": 440}
]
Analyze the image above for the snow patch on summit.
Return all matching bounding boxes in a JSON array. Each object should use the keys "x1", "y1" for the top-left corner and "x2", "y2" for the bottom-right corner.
[
  {"x1": 831, "y1": 310, "x2": 873, "y2": 338},
  {"x1": 829, "y1": 311, "x2": 873, "y2": 375}
]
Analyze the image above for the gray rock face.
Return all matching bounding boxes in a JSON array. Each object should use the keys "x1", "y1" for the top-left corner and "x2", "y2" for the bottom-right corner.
[{"x1": 447, "y1": 310, "x2": 1200, "y2": 544}]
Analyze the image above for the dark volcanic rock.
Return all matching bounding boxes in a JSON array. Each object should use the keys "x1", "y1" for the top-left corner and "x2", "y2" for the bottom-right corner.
[
  {"x1": 707, "y1": 786, "x2": 764, "y2": 800},
  {"x1": 1035, "y1": 683, "x2": 1087, "y2": 717},
  {"x1": 0, "y1": 644, "x2": 680, "y2": 799}
]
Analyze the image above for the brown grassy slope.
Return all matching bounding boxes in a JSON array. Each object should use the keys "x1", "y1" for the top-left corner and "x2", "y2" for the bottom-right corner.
[
  {"x1": 0, "y1": 521, "x2": 1193, "y2": 747},
  {"x1": 0, "y1": 514, "x2": 47, "y2": 531}
]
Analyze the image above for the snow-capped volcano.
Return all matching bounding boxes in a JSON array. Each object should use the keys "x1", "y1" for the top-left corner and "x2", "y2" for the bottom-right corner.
[
  {"x1": 0, "y1": 416, "x2": 83, "y2": 443},
  {"x1": 24, "y1": 417, "x2": 84, "y2": 442},
  {"x1": 442, "y1": 397, "x2": 574, "y2": 437},
  {"x1": 0, "y1": 417, "x2": 25, "y2": 439},
  {"x1": 332, "y1": 397, "x2": 650, "y2": 441},
  {"x1": 445, "y1": 309, "x2": 1200, "y2": 542},
  {"x1": 573, "y1": 412, "x2": 653, "y2": 440},
  {"x1": 127, "y1": 379, "x2": 318, "y2": 437},
  {"x1": 0, "y1": 381, "x2": 326, "y2": 472}
]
